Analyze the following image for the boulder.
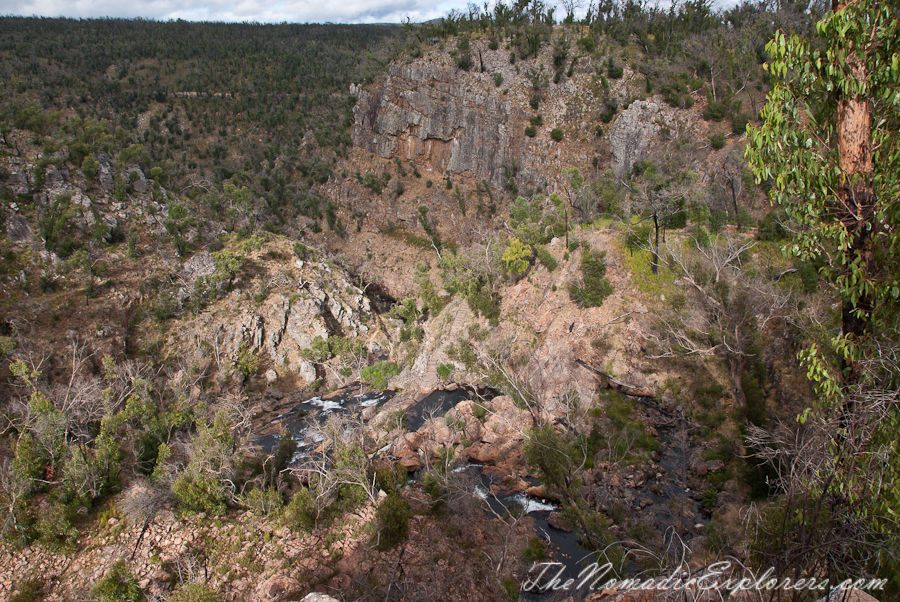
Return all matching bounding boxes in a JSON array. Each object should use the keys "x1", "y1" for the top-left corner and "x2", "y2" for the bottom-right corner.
[
  {"x1": 705, "y1": 459, "x2": 725, "y2": 473},
  {"x1": 301, "y1": 594, "x2": 341, "y2": 602},
  {"x1": 252, "y1": 574, "x2": 303, "y2": 602},
  {"x1": 5, "y1": 214, "x2": 31, "y2": 242},
  {"x1": 548, "y1": 512, "x2": 574, "y2": 532}
]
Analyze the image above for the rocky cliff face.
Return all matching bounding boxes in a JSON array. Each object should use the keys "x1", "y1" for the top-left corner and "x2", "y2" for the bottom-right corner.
[
  {"x1": 352, "y1": 62, "x2": 526, "y2": 189},
  {"x1": 177, "y1": 251, "x2": 380, "y2": 388}
]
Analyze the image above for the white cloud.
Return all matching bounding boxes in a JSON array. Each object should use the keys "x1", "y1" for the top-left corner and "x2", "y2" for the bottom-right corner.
[
  {"x1": 1, "y1": 0, "x2": 740, "y2": 23},
  {"x1": 0, "y1": 0, "x2": 469, "y2": 22}
]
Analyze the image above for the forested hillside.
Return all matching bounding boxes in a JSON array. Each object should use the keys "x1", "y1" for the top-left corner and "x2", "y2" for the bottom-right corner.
[{"x1": 1, "y1": 19, "x2": 404, "y2": 234}]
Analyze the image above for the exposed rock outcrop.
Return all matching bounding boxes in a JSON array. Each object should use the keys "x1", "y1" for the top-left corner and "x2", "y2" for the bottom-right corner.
[
  {"x1": 352, "y1": 63, "x2": 527, "y2": 189},
  {"x1": 609, "y1": 100, "x2": 663, "y2": 179},
  {"x1": 5, "y1": 214, "x2": 32, "y2": 242}
]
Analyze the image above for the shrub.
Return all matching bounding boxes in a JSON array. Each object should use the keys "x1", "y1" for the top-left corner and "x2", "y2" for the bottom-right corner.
[
  {"x1": 168, "y1": 583, "x2": 220, "y2": 602},
  {"x1": 436, "y1": 363, "x2": 453, "y2": 381},
  {"x1": 293, "y1": 241, "x2": 314, "y2": 260},
  {"x1": 709, "y1": 209, "x2": 728, "y2": 234},
  {"x1": 710, "y1": 134, "x2": 727, "y2": 150},
  {"x1": 535, "y1": 245, "x2": 557, "y2": 271},
  {"x1": 360, "y1": 361, "x2": 401, "y2": 390},
  {"x1": 530, "y1": 114, "x2": 543, "y2": 126},
  {"x1": 742, "y1": 365, "x2": 767, "y2": 427},
  {"x1": 732, "y1": 112, "x2": 749, "y2": 135},
  {"x1": 703, "y1": 99, "x2": 729, "y2": 122},
  {"x1": 374, "y1": 462, "x2": 407, "y2": 495},
  {"x1": 524, "y1": 125, "x2": 537, "y2": 137},
  {"x1": 502, "y1": 237, "x2": 533, "y2": 276},
  {"x1": 283, "y1": 487, "x2": 317, "y2": 531},
  {"x1": 568, "y1": 247, "x2": 613, "y2": 308},
  {"x1": 36, "y1": 503, "x2": 78, "y2": 552},
  {"x1": 374, "y1": 493, "x2": 411, "y2": 550},
  {"x1": 578, "y1": 36, "x2": 595, "y2": 53},
  {"x1": 522, "y1": 537, "x2": 546, "y2": 561},
  {"x1": 493, "y1": 73, "x2": 503, "y2": 87},
  {"x1": 599, "y1": 100, "x2": 617, "y2": 123},
  {"x1": 242, "y1": 487, "x2": 283, "y2": 516},
  {"x1": 625, "y1": 223, "x2": 651, "y2": 253},
  {"x1": 91, "y1": 560, "x2": 144, "y2": 602},
  {"x1": 235, "y1": 343, "x2": 258, "y2": 378},
  {"x1": 689, "y1": 202, "x2": 711, "y2": 226},
  {"x1": 694, "y1": 225, "x2": 711, "y2": 248},
  {"x1": 796, "y1": 261, "x2": 819, "y2": 294},
  {"x1": 606, "y1": 57, "x2": 623, "y2": 79},
  {"x1": 151, "y1": 290, "x2": 178, "y2": 321},
  {"x1": 9, "y1": 578, "x2": 43, "y2": 602},
  {"x1": 661, "y1": 78, "x2": 694, "y2": 109},
  {"x1": 550, "y1": 128, "x2": 564, "y2": 142},
  {"x1": 757, "y1": 210, "x2": 789, "y2": 241},
  {"x1": 171, "y1": 472, "x2": 228, "y2": 515}
]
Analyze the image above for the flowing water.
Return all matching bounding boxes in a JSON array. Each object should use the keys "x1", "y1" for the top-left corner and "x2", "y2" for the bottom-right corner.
[{"x1": 254, "y1": 384, "x2": 395, "y2": 464}]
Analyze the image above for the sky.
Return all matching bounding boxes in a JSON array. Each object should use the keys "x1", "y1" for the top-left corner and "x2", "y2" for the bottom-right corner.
[{"x1": 0, "y1": 0, "x2": 739, "y2": 25}]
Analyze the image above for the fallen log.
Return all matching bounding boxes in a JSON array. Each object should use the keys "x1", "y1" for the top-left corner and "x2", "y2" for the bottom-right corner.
[
  {"x1": 576, "y1": 359, "x2": 673, "y2": 418},
  {"x1": 575, "y1": 359, "x2": 657, "y2": 398}
]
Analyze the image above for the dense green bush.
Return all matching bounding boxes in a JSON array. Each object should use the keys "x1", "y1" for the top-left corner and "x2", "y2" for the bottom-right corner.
[
  {"x1": 606, "y1": 57, "x2": 624, "y2": 79},
  {"x1": 702, "y1": 98, "x2": 729, "y2": 122},
  {"x1": 710, "y1": 133, "x2": 727, "y2": 150},
  {"x1": 283, "y1": 487, "x2": 317, "y2": 531},
  {"x1": 436, "y1": 363, "x2": 453, "y2": 381},
  {"x1": 241, "y1": 487, "x2": 283, "y2": 516},
  {"x1": 374, "y1": 493, "x2": 411, "y2": 550},
  {"x1": 35, "y1": 503, "x2": 78, "y2": 552},
  {"x1": 660, "y1": 77, "x2": 694, "y2": 109},
  {"x1": 374, "y1": 462, "x2": 407, "y2": 495},
  {"x1": 709, "y1": 208, "x2": 728, "y2": 233},
  {"x1": 568, "y1": 248, "x2": 613, "y2": 308},
  {"x1": 293, "y1": 241, "x2": 314, "y2": 260},
  {"x1": 599, "y1": 100, "x2": 618, "y2": 123},
  {"x1": 9, "y1": 578, "x2": 43, "y2": 602},
  {"x1": 741, "y1": 361, "x2": 768, "y2": 427},
  {"x1": 625, "y1": 223, "x2": 651, "y2": 253},
  {"x1": 757, "y1": 210, "x2": 788, "y2": 241},
  {"x1": 524, "y1": 125, "x2": 537, "y2": 137},
  {"x1": 535, "y1": 245, "x2": 557, "y2": 271},
  {"x1": 796, "y1": 261, "x2": 820, "y2": 294},
  {"x1": 91, "y1": 560, "x2": 144, "y2": 602},
  {"x1": 171, "y1": 472, "x2": 228, "y2": 515},
  {"x1": 360, "y1": 361, "x2": 401, "y2": 390},
  {"x1": 550, "y1": 128, "x2": 564, "y2": 142}
]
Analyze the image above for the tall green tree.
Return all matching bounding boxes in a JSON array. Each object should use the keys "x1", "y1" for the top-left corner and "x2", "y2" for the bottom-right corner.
[
  {"x1": 747, "y1": 0, "x2": 900, "y2": 370},
  {"x1": 745, "y1": 0, "x2": 900, "y2": 592}
]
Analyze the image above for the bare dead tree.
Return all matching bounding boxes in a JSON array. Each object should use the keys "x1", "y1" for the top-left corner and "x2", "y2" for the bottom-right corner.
[
  {"x1": 744, "y1": 376, "x2": 900, "y2": 602},
  {"x1": 288, "y1": 414, "x2": 379, "y2": 522},
  {"x1": 647, "y1": 234, "x2": 791, "y2": 410}
]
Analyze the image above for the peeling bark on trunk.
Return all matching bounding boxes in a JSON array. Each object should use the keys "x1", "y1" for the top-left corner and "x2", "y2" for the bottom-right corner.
[{"x1": 834, "y1": 0, "x2": 875, "y2": 349}]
